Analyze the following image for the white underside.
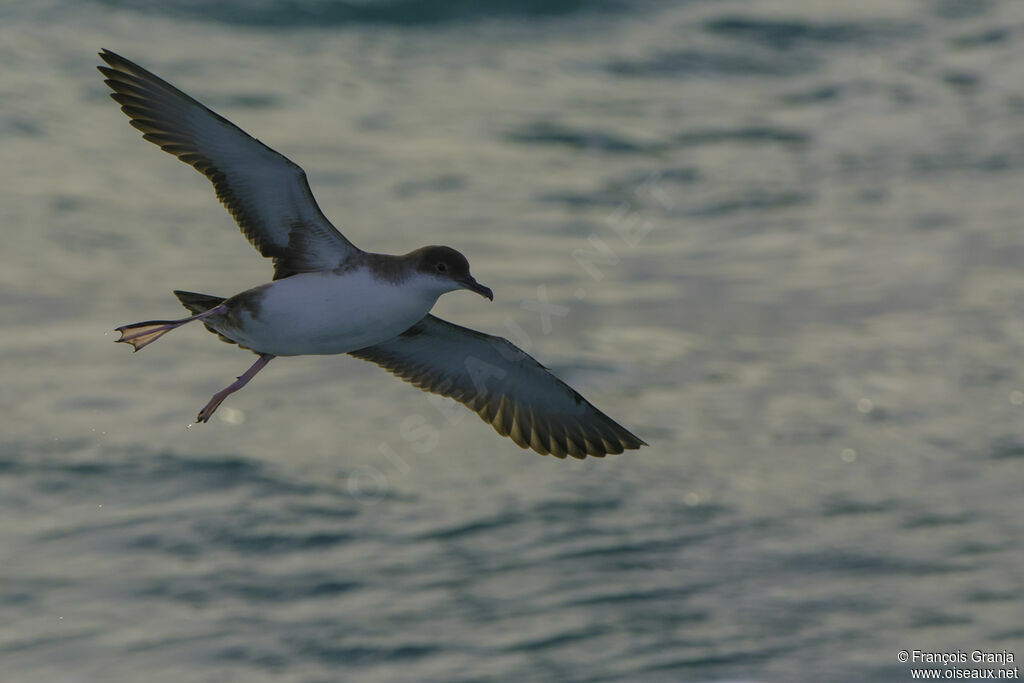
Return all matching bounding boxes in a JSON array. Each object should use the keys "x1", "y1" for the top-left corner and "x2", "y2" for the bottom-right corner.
[{"x1": 215, "y1": 269, "x2": 444, "y2": 356}]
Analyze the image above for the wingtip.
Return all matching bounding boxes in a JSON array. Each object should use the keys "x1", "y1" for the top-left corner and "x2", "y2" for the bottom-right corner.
[
  {"x1": 98, "y1": 49, "x2": 134, "y2": 73},
  {"x1": 620, "y1": 433, "x2": 648, "y2": 451},
  {"x1": 609, "y1": 417, "x2": 647, "y2": 452},
  {"x1": 97, "y1": 50, "x2": 122, "y2": 75}
]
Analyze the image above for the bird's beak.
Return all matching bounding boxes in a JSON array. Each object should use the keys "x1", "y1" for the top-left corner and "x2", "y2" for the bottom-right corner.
[{"x1": 458, "y1": 275, "x2": 494, "y2": 301}]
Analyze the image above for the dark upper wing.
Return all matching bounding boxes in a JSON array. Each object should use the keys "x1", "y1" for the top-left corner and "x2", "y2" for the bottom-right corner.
[
  {"x1": 98, "y1": 49, "x2": 358, "y2": 279},
  {"x1": 349, "y1": 315, "x2": 647, "y2": 459}
]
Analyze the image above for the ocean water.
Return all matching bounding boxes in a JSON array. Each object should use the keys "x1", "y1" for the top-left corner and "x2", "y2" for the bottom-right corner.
[{"x1": 2, "y1": 0, "x2": 1024, "y2": 681}]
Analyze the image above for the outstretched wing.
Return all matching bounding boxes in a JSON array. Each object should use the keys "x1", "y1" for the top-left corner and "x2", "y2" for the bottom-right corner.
[
  {"x1": 98, "y1": 49, "x2": 358, "y2": 279},
  {"x1": 349, "y1": 315, "x2": 646, "y2": 459}
]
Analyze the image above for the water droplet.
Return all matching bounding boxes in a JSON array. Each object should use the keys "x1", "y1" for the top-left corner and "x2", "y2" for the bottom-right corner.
[
  {"x1": 1010, "y1": 391, "x2": 1023, "y2": 405},
  {"x1": 857, "y1": 398, "x2": 873, "y2": 414},
  {"x1": 841, "y1": 448, "x2": 857, "y2": 463}
]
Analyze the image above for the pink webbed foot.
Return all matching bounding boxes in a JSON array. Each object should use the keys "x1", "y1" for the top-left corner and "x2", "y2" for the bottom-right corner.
[
  {"x1": 194, "y1": 354, "x2": 275, "y2": 424},
  {"x1": 196, "y1": 389, "x2": 231, "y2": 423},
  {"x1": 116, "y1": 320, "x2": 184, "y2": 352},
  {"x1": 115, "y1": 305, "x2": 228, "y2": 352}
]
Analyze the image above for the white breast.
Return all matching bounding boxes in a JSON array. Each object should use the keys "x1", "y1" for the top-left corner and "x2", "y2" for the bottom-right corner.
[{"x1": 220, "y1": 269, "x2": 441, "y2": 356}]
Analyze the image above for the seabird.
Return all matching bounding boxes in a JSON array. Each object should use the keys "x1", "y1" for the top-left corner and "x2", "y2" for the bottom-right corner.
[{"x1": 99, "y1": 49, "x2": 646, "y2": 458}]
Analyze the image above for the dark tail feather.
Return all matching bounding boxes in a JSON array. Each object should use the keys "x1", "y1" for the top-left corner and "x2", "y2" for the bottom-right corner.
[
  {"x1": 174, "y1": 290, "x2": 226, "y2": 315},
  {"x1": 173, "y1": 290, "x2": 238, "y2": 346}
]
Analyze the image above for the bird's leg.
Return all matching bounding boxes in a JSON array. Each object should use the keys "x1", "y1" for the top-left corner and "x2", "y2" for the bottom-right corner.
[
  {"x1": 115, "y1": 304, "x2": 228, "y2": 352},
  {"x1": 195, "y1": 353, "x2": 275, "y2": 424}
]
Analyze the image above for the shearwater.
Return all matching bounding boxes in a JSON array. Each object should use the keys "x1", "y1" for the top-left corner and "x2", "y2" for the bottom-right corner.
[{"x1": 100, "y1": 49, "x2": 646, "y2": 459}]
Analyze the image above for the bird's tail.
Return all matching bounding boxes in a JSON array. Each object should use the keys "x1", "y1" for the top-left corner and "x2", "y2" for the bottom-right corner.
[
  {"x1": 173, "y1": 290, "x2": 239, "y2": 346},
  {"x1": 174, "y1": 290, "x2": 226, "y2": 315},
  {"x1": 114, "y1": 291, "x2": 228, "y2": 352}
]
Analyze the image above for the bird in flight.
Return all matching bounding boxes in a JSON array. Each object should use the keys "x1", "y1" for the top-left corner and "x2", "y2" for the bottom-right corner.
[{"x1": 100, "y1": 49, "x2": 646, "y2": 458}]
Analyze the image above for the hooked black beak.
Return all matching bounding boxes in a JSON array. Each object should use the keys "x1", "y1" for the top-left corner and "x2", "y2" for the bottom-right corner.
[{"x1": 458, "y1": 275, "x2": 494, "y2": 301}]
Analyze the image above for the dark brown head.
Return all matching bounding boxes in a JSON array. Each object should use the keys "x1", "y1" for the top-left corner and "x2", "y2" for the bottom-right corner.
[{"x1": 411, "y1": 245, "x2": 493, "y2": 300}]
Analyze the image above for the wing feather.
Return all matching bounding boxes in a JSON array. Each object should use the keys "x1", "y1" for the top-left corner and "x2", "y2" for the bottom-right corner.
[
  {"x1": 348, "y1": 315, "x2": 646, "y2": 458},
  {"x1": 98, "y1": 49, "x2": 358, "y2": 279}
]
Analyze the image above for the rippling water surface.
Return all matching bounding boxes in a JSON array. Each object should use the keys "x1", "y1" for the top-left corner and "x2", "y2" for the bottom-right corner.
[{"x1": 3, "y1": 1, "x2": 1024, "y2": 681}]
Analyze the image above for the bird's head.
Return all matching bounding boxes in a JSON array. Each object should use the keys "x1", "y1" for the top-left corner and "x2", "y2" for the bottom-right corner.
[{"x1": 411, "y1": 245, "x2": 493, "y2": 300}]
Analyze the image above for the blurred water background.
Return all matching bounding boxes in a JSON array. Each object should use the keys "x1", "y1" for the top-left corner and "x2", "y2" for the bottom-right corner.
[{"x1": 2, "y1": 0, "x2": 1024, "y2": 681}]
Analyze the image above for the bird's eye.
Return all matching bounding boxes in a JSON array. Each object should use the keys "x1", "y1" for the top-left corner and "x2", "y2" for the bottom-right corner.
[{"x1": 435, "y1": 262, "x2": 448, "y2": 273}]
